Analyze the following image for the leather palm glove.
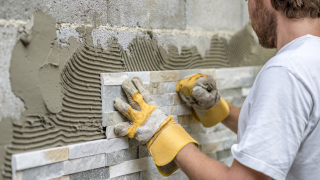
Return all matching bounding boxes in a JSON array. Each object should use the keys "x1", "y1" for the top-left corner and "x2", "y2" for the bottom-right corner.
[
  {"x1": 114, "y1": 77, "x2": 198, "y2": 176},
  {"x1": 176, "y1": 74, "x2": 230, "y2": 127}
]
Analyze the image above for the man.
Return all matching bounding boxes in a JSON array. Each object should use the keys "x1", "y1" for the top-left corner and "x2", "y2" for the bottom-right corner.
[{"x1": 113, "y1": 0, "x2": 320, "y2": 179}]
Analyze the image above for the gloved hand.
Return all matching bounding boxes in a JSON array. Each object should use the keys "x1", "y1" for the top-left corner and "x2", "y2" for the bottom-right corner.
[
  {"x1": 176, "y1": 74, "x2": 230, "y2": 127},
  {"x1": 114, "y1": 77, "x2": 198, "y2": 176}
]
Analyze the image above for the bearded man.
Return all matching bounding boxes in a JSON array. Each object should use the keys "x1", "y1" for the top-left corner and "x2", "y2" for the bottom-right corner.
[{"x1": 113, "y1": 0, "x2": 320, "y2": 179}]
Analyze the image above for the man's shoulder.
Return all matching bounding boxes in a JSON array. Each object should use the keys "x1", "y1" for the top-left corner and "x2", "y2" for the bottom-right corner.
[{"x1": 263, "y1": 35, "x2": 320, "y2": 76}]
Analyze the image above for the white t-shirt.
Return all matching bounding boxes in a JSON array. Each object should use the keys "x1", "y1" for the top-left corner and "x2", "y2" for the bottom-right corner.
[{"x1": 231, "y1": 35, "x2": 320, "y2": 180}]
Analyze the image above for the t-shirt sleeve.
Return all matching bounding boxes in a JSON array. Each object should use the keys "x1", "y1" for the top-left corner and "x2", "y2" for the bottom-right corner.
[{"x1": 231, "y1": 66, "x2": 312, "y2": 180}]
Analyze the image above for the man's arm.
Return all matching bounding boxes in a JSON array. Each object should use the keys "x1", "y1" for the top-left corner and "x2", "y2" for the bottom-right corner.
[
  {"x1": 222, "y1": 104, "x2": 241, "y2": 133},
  {"x1": 174, "y1": 143, "x2": 271, "y2": 180}
]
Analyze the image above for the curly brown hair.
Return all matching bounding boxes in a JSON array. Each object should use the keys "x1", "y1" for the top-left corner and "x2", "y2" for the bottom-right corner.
[{"x1": 271, "y1": 0, "x2": 320, "y2": 19}]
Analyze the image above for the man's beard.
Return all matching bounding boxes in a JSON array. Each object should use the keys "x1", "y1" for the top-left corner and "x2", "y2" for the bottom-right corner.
[{"x1": 251, "y1": 1, "x2": 278, "y2": 49}]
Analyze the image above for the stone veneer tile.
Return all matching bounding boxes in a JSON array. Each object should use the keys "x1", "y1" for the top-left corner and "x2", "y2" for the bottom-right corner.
[
  {"x1": 144, "y1": 83, "x2": 165, "y2": 95},
  {"x1": 101, "y1": 73, "x2": 128, "y2": 86},
  {"x1": 241, "y1": 87, "x2": 251, "y2": 97},
  {"x1": 178, "y1": 69, "x2": 200, "y2": 80},
  {"x1": 109, "y1": 172, "x2": 140, "y2": 180},
  {"x1": 164, "y1": 82, "x2": 177, "y2": 93},
  {"x1": 106, "y1": 146, "x2": 138, "y2": 166},
  {"x1": 201, "y1": 136, "x2": 237, "y2": 154},
  {"x1": 48, "y1": 176, "x2": 70, "y2": 180},
  {"x1": 190, "y1": 129, "x2": 236, "y2": 145},
  {"x1": 178, "y1": 115, "x2": 199, "y2": 125},
  {"x1": 215, "y1": 67, "x2": 253, "y2": 80},
  {"x1": 103, "y1": 111, "x2": 127, "y2": 127},
  {"x1": 69, "y1": 167, "x2": 109, "y2": 180},
  {"x1": 128, "y1": 72, "x2": 150, "y2": 83},
  {"x1": 106, "y1": 126, "x2": 121, "y2": 139},
  {"x1": 68, "y1": 138, "x2": 129, "y2": 159},
  {"x1": 109, "y1": 157, "x2": 156, "y2": 178},
  {"x1": 12, "y1": 147, "x2": 69, "y2": 172},
  {"x1": 152, "y1": 94, "x2": 174, "y2": 106},
  {"x1": 64, "y1": 154, "x2": 106, "y2": 175},
  {"x1": 22, "y1": 162, "x2": 64, "y2": 180},
  {"x1": 200, "y1": 69, "x2": 217, "y2": 79},
  {"x1": 150, "y1": 71, "x2": 179, "y2": 83}
]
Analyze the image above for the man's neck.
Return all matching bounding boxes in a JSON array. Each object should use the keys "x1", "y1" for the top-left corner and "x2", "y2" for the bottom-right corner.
[{"x1": 277, "y1": 16, "x2": 320, "y2": 50}]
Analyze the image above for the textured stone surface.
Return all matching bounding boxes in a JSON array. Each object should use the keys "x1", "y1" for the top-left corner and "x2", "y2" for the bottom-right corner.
[
  {"x1": 202, "y1": 136, "x2": 237, "y2": 154},
  {"x1": 241, "y1": 87, "x2": 251, "y2": 97},
  {"x1": 150, "y1": 71, "x2": 179, "y2": 83},
  {"x1": 69, "y1": 167, "x2": 109, "y2": 180},
  {"x1": 48, "y1": 176, "x2": 70, "y2": 180},
  {"x1": 68, "y1": 138, "x2": 129, "y2": 160},
  {"x1": 22, "y1": 162, "x2": 64, "y2": 180},
  {"x1": 164, "y1": 82, "x2": 177, "y2": 93},
  {"x1": 190, "y1": 129, "x2": 236, "y2": 145},
  {"x1": 106, "y1": 147, "x2": 138, "y2": 166},
  {"x1": 144, "y1": 83, "x2": 165, "y2": 95},
  {"x1": 178, "y1": 115, "x2": 199, "y2": 125},
  {"x1": 12, "y1": 147, "x2": 69, "y2": 171},
  {"x1": 128, "y1": 72, "x2": 150, "y2": 83},
  {"x1": 106, "y1": 126, "x2": 121, "y2": 139},
  {"x1": 64, "y1": 154, "x2": 105, "y2": 175},
  {"x1": 101, "y1": 73, "x2": 128, "y2": 86},
  {"x1": 103, "y1": 111, "x2": 127, "y2": 127},
  {"x1": 178, "y1": 69, "x2": 200, "y2": 80},
  {"x1": 186, "y1": 0, "x2": 249, "y2": 31},
  {"x1": 152, "y1": 94, "x2": 174, "y2": 106},
  {"x1": 109, "y1": 157, "x2": 155, "y2": 178},
  {"x1": 109, "y1": 172, "x2": 140, "y2": 180}
]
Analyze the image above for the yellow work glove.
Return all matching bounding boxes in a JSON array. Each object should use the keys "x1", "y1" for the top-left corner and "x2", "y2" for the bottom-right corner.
[
  {"x1": 114, "y1": 77, "x2": 198, "y2": 176},
  {"x1": 176, "y1": 73, "x2": 230, "y2": 127}
]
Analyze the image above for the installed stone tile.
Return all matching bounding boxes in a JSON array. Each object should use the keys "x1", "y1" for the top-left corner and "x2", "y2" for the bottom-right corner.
[
  {"x1": 219, "y1": 156, "x2": 234, "y2": 167},
  {"x1": 144, "y1": 83, "x2": 165, "y2": 95},
  {"x1": 128, "y1": 72, "x2": 150, "y2": 83},
  {"x1": 106, "y1": 146, "x2": 138, "y2": 166},
  {"x1": 219, "y1": 88, "x2": 242, "y2": 99},
  {"x1": 64, "y1": 154, "x2": 106, "y2": 175},
  {"x1": 178, "y1": 115, "x2": 199, "y2": 125},
  {"x1": 48, "y1": 176, "x2": 70, "y2": 180},
  {"x1": 173, "y1": 93, "x2": 184, "y2": 105},
  {"x1": 109, "y1": 157, "x2": 156, "y2": 178},
  {"x1": 241, "y1": 87, "x2": 251, "y2": 97},
  {"x1": 22, "y1": 162, "x2": 64, "y2": 180},
  {"x1": 139, "y1": 145, "x2": 150, "y2": 158},
  {"x1": 150, "y1": 71, "x2": 179, "y2": 83},
  {"x1": 171, "y1": 104, "x2": 192, "y2": 116},
  {"x1": 103, "y1": 85, "x2": 126, "y2": 99},
  {"x1": 12, "y1": 146, "x2": 69, "y2": 171},
  {"x1": 109, "y1": 172, "x2": 140, "y2": 180},
  {"x1": 69, "y1": 167, "x2": 109, "y2": 180},
  {"x1": 201, "y1": 136, "x2": 237, "y2": 154},
  {"x1": 106, "y1": 126, "x2": 121, "y2": 139},
  {"x1": 140, "y1": 167, "x2": 163, "y2": 180},
  {"x1": 152, "y1": 94, "x2": 174, "y2": 106},
  {"x1": 164, "y1": 82, "x2": 177, "y2": 93},
  {"x1": 215, "y1": 67, "x2": 253, "y2": 80},
  {"x1": 190, "y1": 129, "x2": 236, "y2": 145},
  {"x1": 103, "y1": 111, "x2": 127, "y2": 127},
  {"x1": 201, "y1": 69, "x2": 217, "y2": 79},
  {"x1": 178, "y1": 69, "x2": 200, "y2": 80},
  {"x1": 68, "y1": 138, "x2": 129, "y2": 160},
  {"x1": 101, "y1": 73, "x2": 128, "y2": 86}
]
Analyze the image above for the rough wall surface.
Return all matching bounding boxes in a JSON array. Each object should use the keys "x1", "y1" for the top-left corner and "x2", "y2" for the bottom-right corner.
[{"x1": 0, "y1": 1, "x2": 277, "y2": 180}]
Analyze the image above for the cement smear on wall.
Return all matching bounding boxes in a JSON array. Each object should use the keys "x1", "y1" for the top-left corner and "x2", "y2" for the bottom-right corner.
[{"x1": 1, "y1": 11, "x2": 276, "y2": 179}]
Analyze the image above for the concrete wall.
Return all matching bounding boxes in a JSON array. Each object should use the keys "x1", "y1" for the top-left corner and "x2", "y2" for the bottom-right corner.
[{"x1": 0, "y1": 1, "x2": 277, "y2": 180}]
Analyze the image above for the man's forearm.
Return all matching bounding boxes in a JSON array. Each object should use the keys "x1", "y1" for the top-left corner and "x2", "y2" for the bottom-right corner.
[
  {"x1": 174, "y1": 143, "x2": 271, "y2": 180},
  {"x1": 174, "y1": 143, "x2": 229, "y2": 180},
  {"x1": 221, "y1": 104, "x2": 241, "y2": 133}
]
